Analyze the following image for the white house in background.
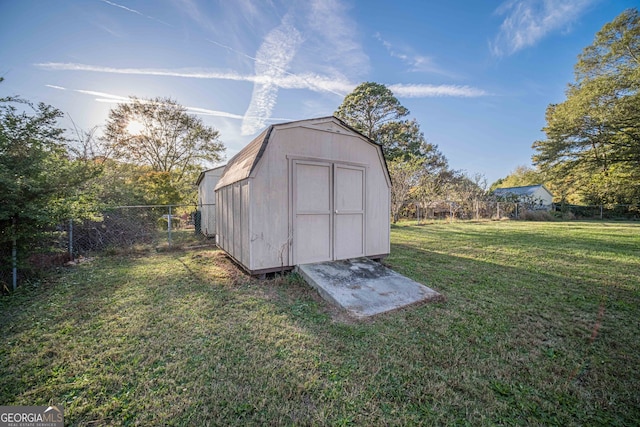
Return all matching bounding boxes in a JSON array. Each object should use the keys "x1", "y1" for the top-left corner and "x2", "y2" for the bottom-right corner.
[
  {"x1": 196, "y1": 165, "x2": 226, "y2": 237},
  {"x1": 214, "y1": 116, "x2": 391, "y2": 275},
  {"x1": 493, "y1": 184, "x2": 554, "y2": 210}
]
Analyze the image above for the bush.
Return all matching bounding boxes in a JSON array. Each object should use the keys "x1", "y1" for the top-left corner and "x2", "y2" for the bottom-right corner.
[{"x1": 519, "y1": 210, "x2": 555, "y2": 221}]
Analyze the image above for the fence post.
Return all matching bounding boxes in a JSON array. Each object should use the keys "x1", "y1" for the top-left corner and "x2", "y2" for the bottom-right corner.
[
  {"x1": 515, "y1": 203, "x2": 519, "y2": 219},
  {"x1": 12, "y1": 217, "x2": 17, "y2": 291},
  {"x1": 168, "y1": 205, "x2": 172, "y2": 247},
  {"x1": 600, "y1": 204, "x2": 603, "y2": 220},
  {"x1": 68, "y1": 219, "x2": 74, "y2": 261},
  {"x1": 497, "y1": 202, "x2": 500, "y2": 219}
]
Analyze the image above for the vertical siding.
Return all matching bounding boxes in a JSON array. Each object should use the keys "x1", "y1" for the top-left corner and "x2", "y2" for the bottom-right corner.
[
  {"x1": 205, "y1": 177, "x2": 216, "y2": 236},
  {"x1": 240, "y1": 181, "x2": 250, "y2": 267},
  {"x1": 364, "y1": 150, "x2": 391, "y2": 256},
  {"x1": 197, "y1": 169, "x2": 224, "y2": 237},
  {"x1": 249, "y1": 149, "x2": 290, "y2": 270},
  {"x1": 232, "y1": 183, "x2": 241, "y2": 260},
  {"x1": 247, "y1": 125, "x2": 390, "y2": 271},
  {"x1": 214, "y1": 180, "x2": 251, "y2": 271},
  {"x1": 227, "y1": 186, "x2": 234, "y2": 257},
  {"x1": 221, "y1": 187, "x2": 227, "y2": 249},
  {"x1": 216, "y1": 120, "x2": 390, "y2": 273},
  {"x1": 271, "y1": 126, "x2": 390, "y2": 259},
  {"x1": 215, "y1": 190, "x2": 221, "y2": 245}
]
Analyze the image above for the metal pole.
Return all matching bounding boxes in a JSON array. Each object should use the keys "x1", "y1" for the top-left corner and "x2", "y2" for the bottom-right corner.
[
  {"x1": 68, "y1": 219, "x2": 74, "y2": 261},
  {"x1": 600, "y1": 204, "x2": 603, "y2": 220},
  {"x1": 168, "y1": 205, "x2": 172, "y2": 247},
  {"x1": 516, "y1": 203, "x2": 519, "y2": 219},
  {"x1": 497, "y1": 202, "x2": 500, "y2": 219},
  {"x1": 12, "y1": 217, "x2": 17, "y2": 291}
]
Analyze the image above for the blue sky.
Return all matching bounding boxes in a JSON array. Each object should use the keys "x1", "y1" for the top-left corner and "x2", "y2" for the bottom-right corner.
[{"x1": 0, "y1": 0, "x2": 635, "y2": 185}]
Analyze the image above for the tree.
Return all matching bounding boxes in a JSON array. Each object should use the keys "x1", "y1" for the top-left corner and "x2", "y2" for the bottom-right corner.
[
  {"x1": 335, "y1": 82, "x2": 408, "y2": 140},
  {"x1": 490, "y1": 165, "x2": 543, "y2": 191},
  {"x1": 375, "y1": 118, "x2": 447, "y2": 164},
  {"x1": 1, "y1": 91, "x2": 97, "y2": 287},
  {"x1": 336, "y1": 82, "x2": 450, "y2": 163},
  {"x1": 532, "y1": 8, "x2": 640, "y2": 204},
  {"x1": 388, "y1": 155, "x2": 424, "y2": 223},
  {"x1": 336, "y1": 82, "x2": 459, "y2": 220},
  {"x1": 102, "y1": 97, "x2": 224, "y2": 204}
]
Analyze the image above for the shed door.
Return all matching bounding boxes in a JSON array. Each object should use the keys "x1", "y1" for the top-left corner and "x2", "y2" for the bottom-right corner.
[
  {"x1": 334, "y1": 165, "x2": 365, "y2": 259},
  {"x1": 293, "y1": 161, "x2": 365, "y2": 264},
  {"x1": 293, "y1": 161, "x2": 333, "y2": 264}
]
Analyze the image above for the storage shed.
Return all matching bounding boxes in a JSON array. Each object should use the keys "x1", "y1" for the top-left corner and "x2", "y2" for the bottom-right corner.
[
  {"x1": 196, "y1": 165, "x2": 226, "y2": 237},
  {"x1": 215, "y1": 116, "x2": 391, "y2": 275}
]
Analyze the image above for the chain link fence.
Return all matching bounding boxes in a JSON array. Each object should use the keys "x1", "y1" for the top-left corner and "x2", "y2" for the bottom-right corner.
[
  {"x1": 406, "y1": 201, "x2": 640, "y2": 221},
  {"x1": 69, "y1": 205, "x2": 209, "y2": 256},
  {"x1": 3, "y1": 201, "x2": 638, "y2": 292},
  {"x1": 409, "y1": 201, "x2": 527, "y2": 221},
  {"x1": 2, "y1": 205, "x2": 217, "y2": 292}
]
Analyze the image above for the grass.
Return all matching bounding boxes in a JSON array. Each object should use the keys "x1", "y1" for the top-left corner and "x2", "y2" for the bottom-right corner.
[{"x1": 1, "y1": 221, "x2": 639, "y2": 425}]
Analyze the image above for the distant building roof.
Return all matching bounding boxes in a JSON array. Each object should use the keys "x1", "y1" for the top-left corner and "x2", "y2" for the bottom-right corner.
[{"x1": 493, "y1": 184, "x2": 552, "y2": 198}]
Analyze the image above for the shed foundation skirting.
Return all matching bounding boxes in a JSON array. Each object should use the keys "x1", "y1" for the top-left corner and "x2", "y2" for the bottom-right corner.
[
  {"x1": 219, "y1": 245, "x2": 388, "y2": 277},
  {"x1": 218, "y1": 247, "x2": 294, "y2": 276}
]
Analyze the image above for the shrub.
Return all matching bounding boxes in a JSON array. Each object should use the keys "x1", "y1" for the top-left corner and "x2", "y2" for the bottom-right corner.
[{"x1": 519, "y1": 210, "x2": 555, "y2": 221}]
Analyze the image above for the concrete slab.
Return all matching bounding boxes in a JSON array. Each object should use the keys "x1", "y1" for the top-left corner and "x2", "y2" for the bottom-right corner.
[{"x1": 296, "y1": 258, "x2": 441, "y2": 318}]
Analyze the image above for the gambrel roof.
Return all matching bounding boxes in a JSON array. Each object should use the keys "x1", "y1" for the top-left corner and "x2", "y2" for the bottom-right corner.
[
  {"x1": 195, "y1": 164, "x2": 226, "y2": 186},
  {"x1": 215, "y1": 116, "x2": 390, "y2": 190}
]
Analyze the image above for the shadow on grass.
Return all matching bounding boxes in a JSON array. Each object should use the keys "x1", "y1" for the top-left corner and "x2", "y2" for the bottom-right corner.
[{"x1": 1, "y1": 226, "x2": 639, "y2": 425}]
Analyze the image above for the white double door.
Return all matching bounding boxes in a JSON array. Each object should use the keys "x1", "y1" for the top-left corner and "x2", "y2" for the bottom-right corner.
[{"x1": 293, "y1": 160, "x2": 365, "y2": 264}]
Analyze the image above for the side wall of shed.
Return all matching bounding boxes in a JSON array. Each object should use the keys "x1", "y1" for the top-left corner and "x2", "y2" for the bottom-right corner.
[
  {"x1": 215, "y1": 180, "x2": 251, "y2": 269},
  {"x1": 198, "y1": 174, "x2": 215, "y2": 236},
  {"x1": 248, "y1": 125, "x2": 390, "y2": 271},
  {"x1": 198, "y1": 168, "x2": 225, "y2": 237}
]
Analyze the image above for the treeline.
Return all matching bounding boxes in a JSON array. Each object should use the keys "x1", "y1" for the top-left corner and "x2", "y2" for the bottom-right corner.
[
  {"x1": 342, "y1": 8, "x2": 640, "y2": 222},
  {"x1": 334, "y1": 81, "x2": 494, "y2": 222},
  {"x1": 3, "y1": 9, "x2": 638, "y2": 287},
  {"x1": 1, "y1": 90, "x2": 225, "y2": 289},
  {"x1": 508, "y1": 9, "x2": 640, "y2": 205}
]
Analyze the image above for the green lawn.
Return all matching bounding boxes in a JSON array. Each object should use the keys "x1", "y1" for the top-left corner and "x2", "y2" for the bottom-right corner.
[{"x1": 1, "y1": 221, "x2": 639, "y2": 425}]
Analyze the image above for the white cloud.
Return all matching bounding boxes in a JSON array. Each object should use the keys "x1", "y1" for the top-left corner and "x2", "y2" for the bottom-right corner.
[
  {"x1": 75, "y1": 89, "x2": 130, "y2": 100},
  {"x1": 236, "y1": 0, "x2": 372, "y2": 136},
  {"x1": 73, "y1": 88, "x2": 292, "y2": 121},
  {"x1": 35, "y1": 62, "x2": 354, "y2": 94},
  {"x1": 491, "y1": 0, "x2": 594, "y2": 56},
  {"x1": 100, "y1": 0, "x2": 143, "y2": 16},
  {"x1": 100, "y1": 0, "x2": 173, "y2": 27},
  {"x1": 375, "y1": 33, "x2": 447, "y2": 75},
  {"x1": 45, "y1": 84, "x2": 66, "y2": 90},
  {"x1": 36, "y1": 62, "x2": 248, "y2": 81},
  {"x1": 37, "y1": 62, "x2": 486, "y2": 101},
  {"x1": 389, "y1": 84, "x2": 488, "y2": 98},
  {"x1": 241, "y1": 15, "x2": 304, "y2": 135},
  {"x1": 306, "y1": 0, "x2": 369, "y2": 76}
]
